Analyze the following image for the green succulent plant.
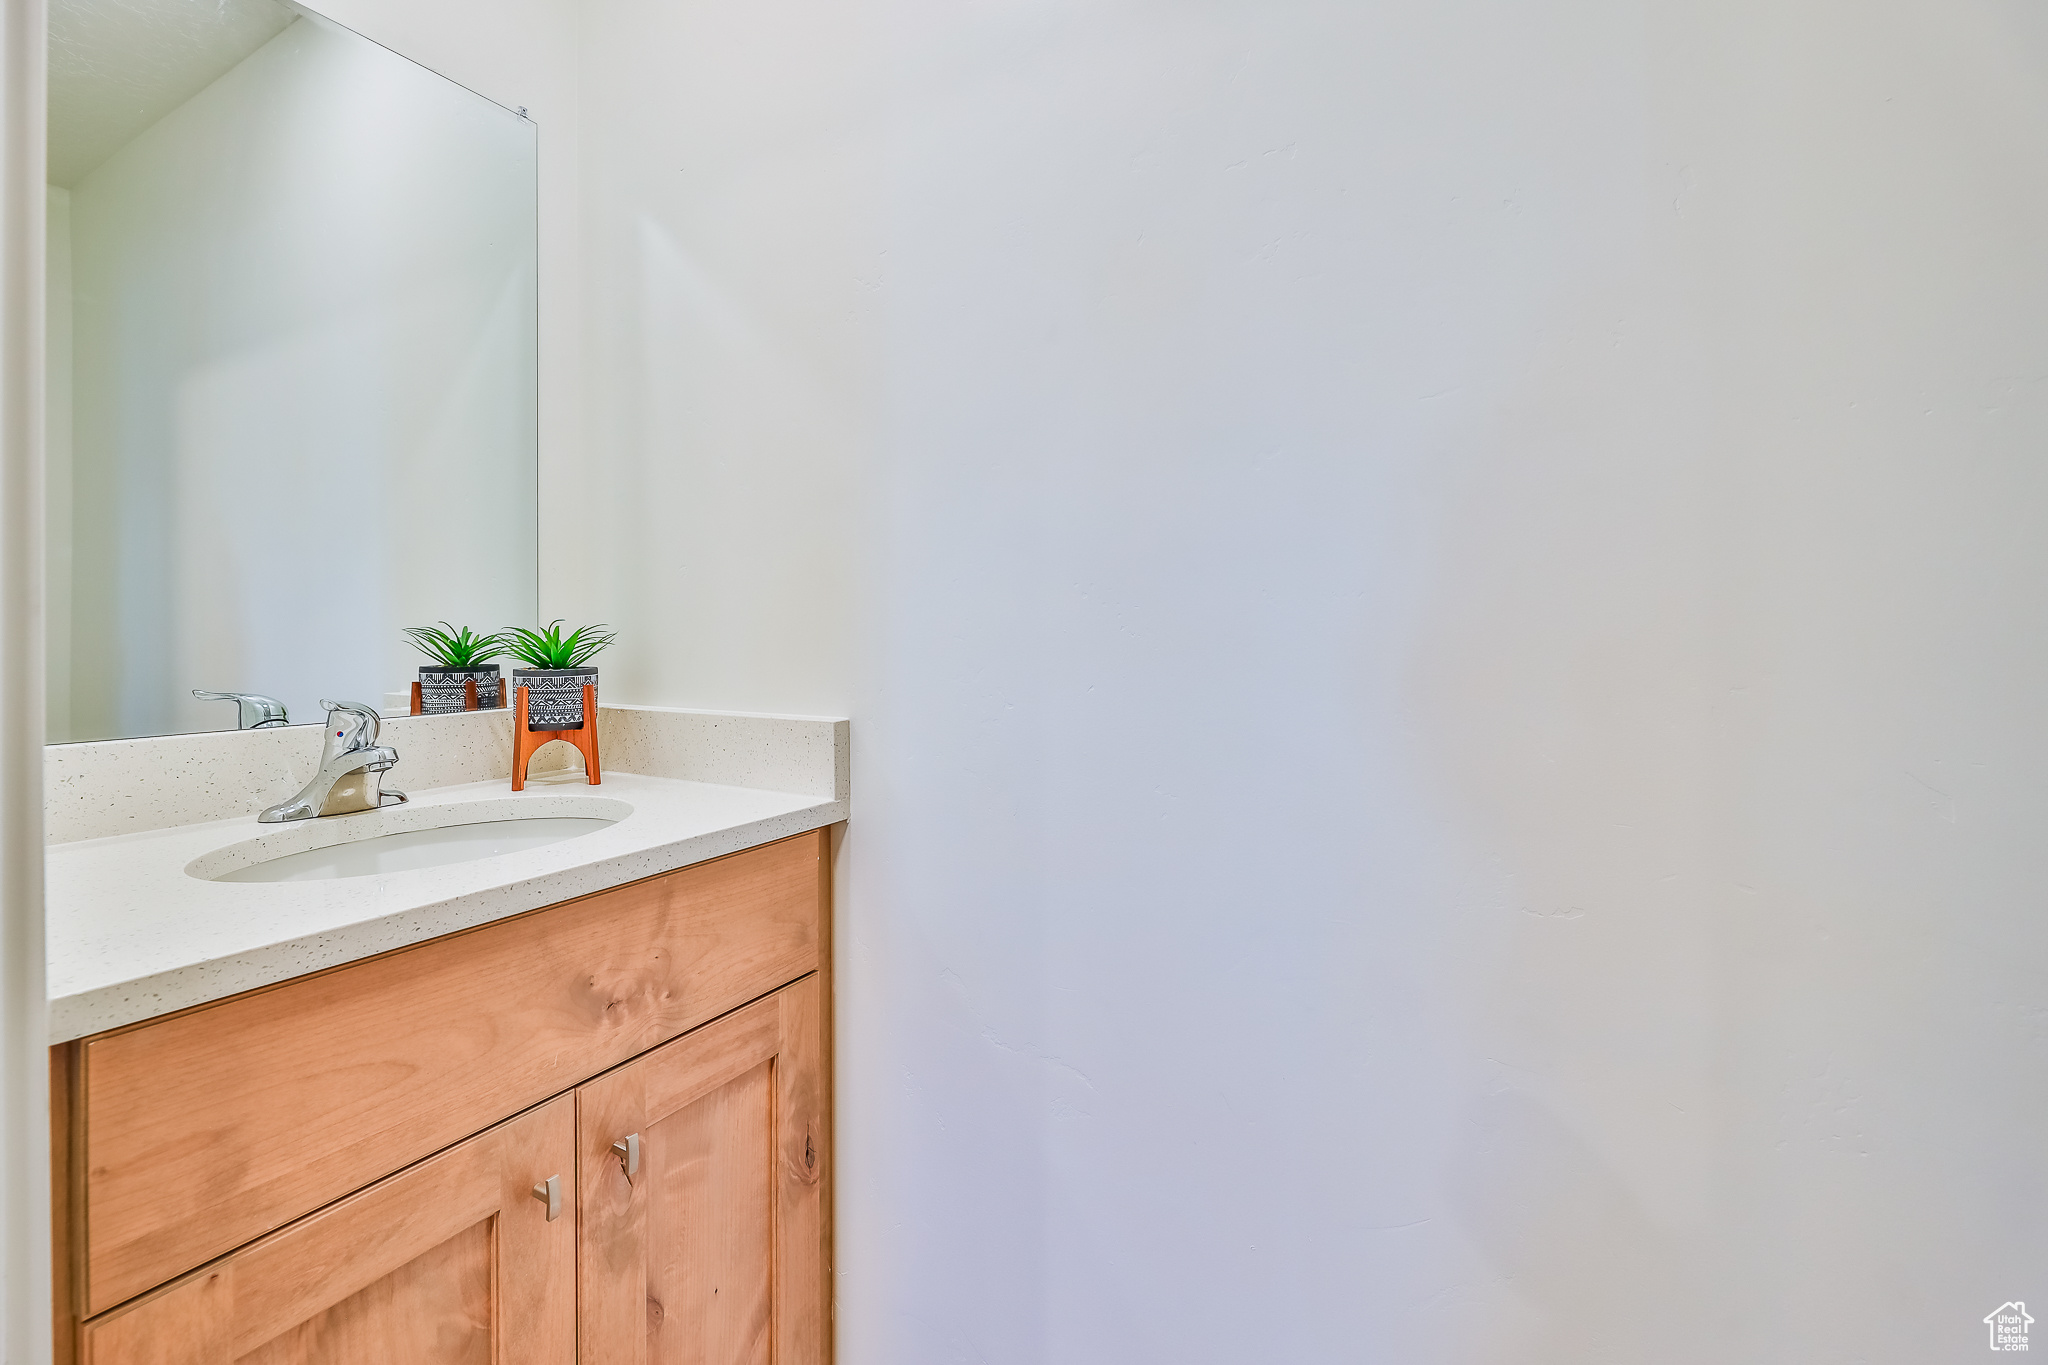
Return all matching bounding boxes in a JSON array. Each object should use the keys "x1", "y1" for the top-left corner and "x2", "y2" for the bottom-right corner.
[
  {"x1": 402, "y1": 623, "x2": 510, "y2": 668},
  {"x1": 503, "y1": 619, "x2": 618, "y2": 670}
]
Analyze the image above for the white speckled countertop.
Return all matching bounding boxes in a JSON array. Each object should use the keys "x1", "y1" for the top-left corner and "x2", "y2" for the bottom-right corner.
[{"x1": 45, "y1": 705, "x2": 848, "y2": 1042}]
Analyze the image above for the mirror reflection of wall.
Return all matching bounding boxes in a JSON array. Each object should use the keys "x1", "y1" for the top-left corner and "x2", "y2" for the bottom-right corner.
[{"x1": 46, "y1": 0, "x2": 539, "y2": 744}]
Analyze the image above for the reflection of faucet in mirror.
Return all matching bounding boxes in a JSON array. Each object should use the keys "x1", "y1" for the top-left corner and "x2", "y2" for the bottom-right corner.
[
  {"x1": 192, "y1": 690, "x2": 290, "y2": 730},
  {"x1": 259, "y1": 700, "x2": 407, "y2": 824}
]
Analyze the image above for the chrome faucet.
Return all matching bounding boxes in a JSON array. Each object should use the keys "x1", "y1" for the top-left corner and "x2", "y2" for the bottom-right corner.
[
  {"x1": 193, "y1": 689, "x2": 290, "y2": 729},
  {"x1": 259, "y1": 700, "x2": 407, "y2": 823}
]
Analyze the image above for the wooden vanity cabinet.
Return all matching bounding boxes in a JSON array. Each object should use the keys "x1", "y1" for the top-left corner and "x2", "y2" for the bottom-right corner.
[{"x1": 53, "y1": 828, "x2": 834, "y2": 1365}]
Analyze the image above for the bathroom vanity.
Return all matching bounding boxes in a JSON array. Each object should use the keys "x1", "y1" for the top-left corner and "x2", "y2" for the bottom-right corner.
[{"x1": 44, "y1": 705, "x2": 846, "y2": 1365}]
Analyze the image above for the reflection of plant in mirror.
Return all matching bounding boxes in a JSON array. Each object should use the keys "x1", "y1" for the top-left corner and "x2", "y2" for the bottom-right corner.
[
  {"x1": 502, "y1": 620, "x2": 618, "y2": 670},
  {"x1": 402, "y1": 623, "x2": 510, "y2": 668}
]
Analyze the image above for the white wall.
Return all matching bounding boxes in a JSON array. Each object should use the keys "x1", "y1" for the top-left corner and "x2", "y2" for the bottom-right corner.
[
  {"x1": 59, "y1": 12, "x2": 537, "y2": 740},
  {"x1": 571, "y1": 0, "x2": 2048, "y2": 1359},
  {"x1": 1, "y1": 0, "x2": 49, "y2": 1356}
]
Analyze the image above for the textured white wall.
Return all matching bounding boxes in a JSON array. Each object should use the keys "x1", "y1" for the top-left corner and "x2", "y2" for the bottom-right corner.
[
  {"x1": 567, "y1": 0, "x2": 2048, "y2": 1359},
  {"x1": 1, "y1": 0, "x2": 48, "y2": 1356}
]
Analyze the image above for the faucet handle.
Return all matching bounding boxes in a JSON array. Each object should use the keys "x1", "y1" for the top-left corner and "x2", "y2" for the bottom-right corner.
[
  {"x1": 318, "y1": 699, "x2": 383, "y2": 757},
  {"x1": 192, "y1": 690, "x2": 289, "y2": 730}
]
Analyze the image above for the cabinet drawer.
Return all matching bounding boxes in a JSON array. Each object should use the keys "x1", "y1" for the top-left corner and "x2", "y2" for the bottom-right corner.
[{"x1": 76, "y1": 828, "x2": 827, "y2": 1317}]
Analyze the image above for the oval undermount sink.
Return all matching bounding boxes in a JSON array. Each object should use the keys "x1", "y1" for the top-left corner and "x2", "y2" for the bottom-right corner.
[
  {"x1": 214, "y1": 818, "x2": 617, "y2": 883},
  {"x1": 187, "y1": 797, "x2": 634, "y2": 884}
]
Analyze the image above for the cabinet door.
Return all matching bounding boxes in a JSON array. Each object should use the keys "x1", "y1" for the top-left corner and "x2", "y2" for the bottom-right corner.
[
  {"x1": 80, "y1": 1095, "x2": 574, "y2": 1365},
  {"x1": 579, "y1": 976, "x2": 829, "y2": 1365}
]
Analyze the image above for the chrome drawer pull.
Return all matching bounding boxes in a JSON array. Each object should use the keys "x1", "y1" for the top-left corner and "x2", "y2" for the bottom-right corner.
[
  {"x1": 612, "y1": 1132, "x2": 641, "y2": 1177},
  {"x1": 531, "y1": 1174, "x2": 561, "y2": 1221}
]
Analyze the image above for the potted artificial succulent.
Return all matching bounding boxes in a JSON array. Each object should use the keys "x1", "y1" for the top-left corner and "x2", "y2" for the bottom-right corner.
[
  {"x1": 503, "y1": 619, "x2": 617, "y2": 730},
  {"x1": 403, "y1": 623, "x2": 510, "y2": 713}
]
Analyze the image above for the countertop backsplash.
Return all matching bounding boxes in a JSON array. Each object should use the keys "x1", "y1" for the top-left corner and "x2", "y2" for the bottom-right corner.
[{"x1": 44, "y1": 704, "x2": 849, "y2": 845}]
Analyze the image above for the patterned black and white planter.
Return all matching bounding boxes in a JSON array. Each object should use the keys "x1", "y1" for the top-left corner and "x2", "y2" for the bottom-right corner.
[
  {"x1": 512, "y1": 667, "x2": 598, "y2": 730},
  {"x1": 417, "y1": 664, "x2": 502, "y2": 713}
]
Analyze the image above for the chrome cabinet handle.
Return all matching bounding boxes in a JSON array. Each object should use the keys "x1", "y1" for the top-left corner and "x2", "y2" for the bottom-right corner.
[
  {"x1": 531, "y1": 1174, "x2": 560, "y2": 1221},
  {"x1": 612, "y1": 1133, "x2": 640, "y2": 1177}
]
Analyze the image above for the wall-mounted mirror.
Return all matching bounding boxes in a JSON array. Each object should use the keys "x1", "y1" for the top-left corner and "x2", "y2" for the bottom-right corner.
[{"x1": 45, "y1": 0, "x2": 538, "y2": 743}]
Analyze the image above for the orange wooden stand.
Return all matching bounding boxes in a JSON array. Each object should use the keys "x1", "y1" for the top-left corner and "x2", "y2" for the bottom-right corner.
[{"x1": 511, "y1": 683, "x2": 601, "y2": 790}]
